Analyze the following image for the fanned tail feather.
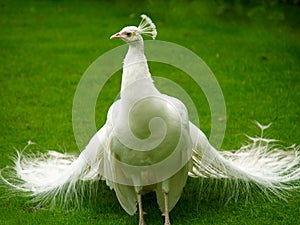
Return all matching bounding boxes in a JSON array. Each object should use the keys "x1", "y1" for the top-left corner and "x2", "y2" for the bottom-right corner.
[
  {"x1": 0, "y1": 126, "x2": 107, "y2": 208},
  {"x1": 1, "y1": 122, "x2": 299, "y2": 207},
  {"x1": 189, "y1": 122, "x2": 300, "y2": 200}
]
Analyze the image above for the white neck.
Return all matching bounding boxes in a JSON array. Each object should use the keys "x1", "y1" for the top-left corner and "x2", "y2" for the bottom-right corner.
[{"x1": 121, "y1": 40, "x2": 153, "y2": 93}]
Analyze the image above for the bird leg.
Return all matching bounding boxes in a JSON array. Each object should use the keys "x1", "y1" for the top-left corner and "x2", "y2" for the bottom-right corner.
[
  {"x1": 163, "y1": 192, "x2": 171, "y2": 225},
  {"x1": 137, "y1": 194, "x2": 147, "y2": 225}
]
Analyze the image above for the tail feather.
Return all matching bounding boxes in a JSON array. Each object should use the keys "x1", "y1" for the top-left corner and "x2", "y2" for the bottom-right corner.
[
  {"x1": 1, "y1": 122, "x2": 299, "y2": 207},
  {"x1": 0, "y1": 126, "x2": 107, "y2": 208},
  {"x1": 189, "y1": 122, "x2": 300, "y2": 199}
]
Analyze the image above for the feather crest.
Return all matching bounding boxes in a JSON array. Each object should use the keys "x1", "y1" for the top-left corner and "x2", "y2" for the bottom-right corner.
[{"x1": 138, "y1": 14, "x2": 157, "y2": 40}]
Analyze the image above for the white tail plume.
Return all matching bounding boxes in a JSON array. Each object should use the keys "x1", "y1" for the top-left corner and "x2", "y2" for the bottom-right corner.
[
  {"x1": 1, "y1": 122, "x2": 299, "y2": 207},
  {"x1": 0, "y1": 126, "x2": 107, "y2": 208},
  {"x1": 189, "y1": 122, "x2": 300, "y2": 200}
]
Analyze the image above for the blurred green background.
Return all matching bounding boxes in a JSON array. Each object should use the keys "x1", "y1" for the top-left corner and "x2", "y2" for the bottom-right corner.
[{"x1": 0, "y1": 0, "x2": 299, "y2": 224}]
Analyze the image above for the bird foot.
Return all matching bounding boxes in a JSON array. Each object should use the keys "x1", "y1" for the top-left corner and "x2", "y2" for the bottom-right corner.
[
  {"x1": 162, "y1": 213, "x2": 171, "y2": 225},
  {"x1": 139, "y1": 221, "x2": 147, "y2": 225},
  {"x1": 137, "y1": 194, "x2": 147, "y2": 225},
  {"x1": 138, "y1": 211, "x2": 147, "y2": 225}
]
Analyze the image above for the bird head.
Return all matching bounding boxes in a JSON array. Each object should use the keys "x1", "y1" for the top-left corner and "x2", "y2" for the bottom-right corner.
[{"x1": 110, "y1": 14, "x2": 157, "y2": 43}]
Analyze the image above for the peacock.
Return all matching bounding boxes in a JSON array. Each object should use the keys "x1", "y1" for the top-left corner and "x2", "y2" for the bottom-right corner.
[{"x1": 1, "y1": 15, "x2": 299, "y2": 225}]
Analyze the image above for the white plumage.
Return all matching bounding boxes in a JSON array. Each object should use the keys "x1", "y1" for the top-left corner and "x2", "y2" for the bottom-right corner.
[{"x1": 1, "y1": 15, "x2": 299, "y2": 225}]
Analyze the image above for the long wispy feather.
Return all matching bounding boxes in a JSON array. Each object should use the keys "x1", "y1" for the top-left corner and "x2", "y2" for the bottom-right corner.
[
  {"x1": 0, "y1": 126, "x2": 107, "y2": 208},
  {"x1": 189, "y1": 122, "x2": 300, "y2": 201},
  {"x1": 1, "y1": 121, "x2": 299, "y2": 209}
]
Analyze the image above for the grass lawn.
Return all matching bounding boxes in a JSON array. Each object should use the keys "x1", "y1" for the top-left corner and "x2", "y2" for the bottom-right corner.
[{"x1": 0, "y1": 0, "x2": 299, "y2": 224}]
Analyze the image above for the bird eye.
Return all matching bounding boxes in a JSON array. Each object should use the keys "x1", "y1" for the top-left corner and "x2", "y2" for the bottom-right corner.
[{"x1": 126, "y1": 32, "x2": 132, "y2": 37}]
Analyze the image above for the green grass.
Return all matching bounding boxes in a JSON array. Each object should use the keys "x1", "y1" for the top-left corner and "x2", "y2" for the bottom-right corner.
[{"x1": 1, "y1": 0, "x2": 299, "y2": 224}]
